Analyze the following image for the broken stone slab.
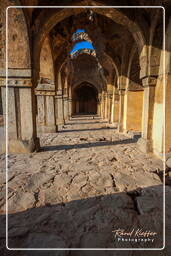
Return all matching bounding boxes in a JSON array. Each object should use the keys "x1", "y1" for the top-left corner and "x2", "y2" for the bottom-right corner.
[
  {"x1": 66, "y1": 186, "x2": 82, "y2": 201},
  {"x1": 54, "y1": 174, "x2": 72, "y2": 188},
  {"x1": 71, "y1": 173, "x2": 87, "y2": 188},
  {"x1": 25, "y1": 171, "x2": 55, "y2": 192},
  {"x1": 22, "y1": 232, "x2": 68, "y2": 254},
  {"x1": 113, "y1": 171, "x2": 161, "y2": 192},
  {"x1": 8, "y1": 192, "x2": 35, "y2": 213},
  {"x1": 0, "y1": 171, "x2": 15, "y2": 184},
  {"x1": 79, "y1": 232, "x2": 110, "y2": 249},
  {"x1": 167, "y1": 171, "x2": 171, "y2": 177},
  {"x1": 136, "y1": 185, "x2": 163, "y2": 215},
  {"x1": 8, "y1": 173, "x2": 30, "y2": 190},
  {"x1": 80, "y1": 137, "x2": 88, "y2": 141},
  {"x1": 136, "y1": 196, "x2": 158, "y2": 214},
  {"x1": 8, "y1": 226, "x2": 29, "y2": 238},
  {"x1": 166, "y1": 157, "x2": 171, "y2": 168},
  {"x1": 98, "y1": 137, "x2": 107, "y2": 141},
  {"x1": 38, "y1": 187, "x2": 63, "y2": 206},
  {"x1": 89, "y1": 171, "x2": 113, "y2": 190},
  {"x1": 166, "y1": 176, "x2": 171, "y2": 186}
]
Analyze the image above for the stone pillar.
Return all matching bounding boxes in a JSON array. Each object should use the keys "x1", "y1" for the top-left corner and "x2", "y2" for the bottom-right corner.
[
  {"x1": 0, "y1": 72, "x2": 39, "y2": 153},
  {"x1": 101, "y1": 92, "x2": 105, "y2": 119},
  {"x1": 118, "y1": 89, "x2": 126, "y2": 132},
  {"x1": 68, "y1": 98, "x2": 72, "y2": 118},
  {"x1": 35, "y1": 84, "x2": 56, "y2": 133},
  {"x1": 97, "y1": 93, "x2": 102, "y2": 117},
  {"x1": 137, "y1": 77, "x2": 156, "y2": 153},
  {"x1": 0, "y1": 88, "x2": 3, "y2": 115},
  {"x1": 104, "y1": 92, "x2": 108, "y2": 120},
  {"x1": 165, "y1": 74, "x2": 171, "y2": 159},
  {"x1": 63, "y1": 96, "x2": 69, "y2": 123},
  {"x1": 55, "y1": 90, "x2": 64, "y2": 130},
  {"x1": 67, "y1": 87, "x2": 72, "y2": 118},
  {"x1": 108, "y1": 92, "x2": 113, "y2": 123},
  {"x1": 113, "y1": 90, "x2": 119, "y2": 124},
  {"x1": 117, "y1": 76, "x2": 127, "y2": 132}
]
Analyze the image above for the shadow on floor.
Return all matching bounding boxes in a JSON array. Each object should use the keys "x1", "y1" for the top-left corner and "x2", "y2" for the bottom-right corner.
[
  {"x1": 66, "y1": 121, "x2": 108, "y2": 125},
  {"x1": 59, "y1": 127, "x2": 116, "y2": 133},
  {"x1": 0, "y1": 185, "x2": 164, "y2": 254},
  {"x1": 40, "y1": 136, "x2": 141, "y2": 152}
]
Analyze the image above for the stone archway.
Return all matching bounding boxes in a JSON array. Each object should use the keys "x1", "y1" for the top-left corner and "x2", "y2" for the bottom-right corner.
[{"x1": 72, "y1": 82, "x2": 98, "y2": 115}]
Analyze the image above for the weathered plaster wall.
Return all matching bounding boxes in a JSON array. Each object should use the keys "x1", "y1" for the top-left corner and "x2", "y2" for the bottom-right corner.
[
  {"x1": 40, "y1": 37, "x2": 54, "y2": 81},
  {"x1": 152, "y1": 77, "x2": 164, "y2": 157},
  {"x1": 123, "y1": 90, "x2": 143, "y2": 131},
  {"x1": 7, "y1": 3, "x2": 31, "y2": 68},
  {"x1": 165, "y1": 74, "x2": 171, "y2": 154}
]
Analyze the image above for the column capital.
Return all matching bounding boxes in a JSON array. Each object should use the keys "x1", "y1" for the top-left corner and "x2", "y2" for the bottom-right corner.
[
  {"x1": 36, "y1": 82, "x2": 55, "y2": 91},
  {"x1": 55, "y1": 95, "x2": 62, "y2": 99},
  {"x1": 56, "y1": 89, "x2": 62, "y2": 96},
  {"x1": 118, "y1": 89, "x2": 126, "y2": 96},
  {"x1": 107, "y1": 93, "x2": 113, "y2": 99},
  {"x1": 142, "y1": 76, "x2": 157, "y2": 88},
  {"x1": 63, "y1": 96, "x2": 68, "y2": 101},
  {"x1": 117, "y1": 75, "x2": 127, "y2": 90},
  {"x1": 0, "y1": 77, "x2": 32, "y2": 88},
  {"x1": 35, "y1": 90, "x2": 55, "y2": 96},
  {"x1": 68, "y1": 98, "x2": 72, "y2": 102}
]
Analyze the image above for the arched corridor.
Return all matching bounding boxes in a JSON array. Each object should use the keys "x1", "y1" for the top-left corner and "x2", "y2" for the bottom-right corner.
[
  {"x1": 0, "y1": 0, "x2": 170, "y2": 253},
  {"x1": 72, "y1": 83, "x2": 98, "y2": 115}
]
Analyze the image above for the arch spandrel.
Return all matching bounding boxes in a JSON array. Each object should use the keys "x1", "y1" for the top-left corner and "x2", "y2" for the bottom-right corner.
[
  {"x1": 7, "y1": 6, "x2": 31, "y2": 69},
  {"x1": 32, "y1": 2, "x2": 146, "y2": 80}
]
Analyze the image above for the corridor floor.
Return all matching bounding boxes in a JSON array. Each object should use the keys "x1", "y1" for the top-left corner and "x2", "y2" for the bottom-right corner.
[{"x1": 0, "y1": 116, "x2": 170, "y2": 254}]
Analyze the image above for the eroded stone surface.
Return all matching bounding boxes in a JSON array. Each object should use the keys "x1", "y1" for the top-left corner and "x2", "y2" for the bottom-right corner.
[{"x1": 0, "y1": 117, "x2": 168, "y2": 253}]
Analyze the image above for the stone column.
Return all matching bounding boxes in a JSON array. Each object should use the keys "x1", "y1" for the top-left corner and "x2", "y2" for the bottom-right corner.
[
  {"x1": 106, "y1": 93, "x2": 110, "y2": 121},
  {"x1": 55, "y1": 90, "x2": 64, "y2": 131},
  {"x1": 104, "y1": 92, "x2": 108, "y2": 120},
  {"x1": 68, "y1": 98, "x2": 72, "y2": 118},
  {"x1": 63, "y1": 95, "x2": 69, "y2": 123},
  {"x1": 110, "y1": 87, "x2": 115, "y2": 124},
  {"x1": 118, "y1": 89, "x2": 126, "y2": 132},
  {"x1": 97, "y1": 93, "x2": 102, "y2": 117},
  {"x1": 0, "y1": 71, "x2": 39, "y2": 153},
  {"x1": 165, "y1": 74, "x2": 171, "y2": 159},
  {"x1": 137, "y1": 77, "x2": 156, "y2": 153},
  {"x1": 101, "y1": 91, "x2": 105, "y2": 119},
  {"x1": 113, "y1": 89, "x2": 119, "y2": 124},
  {"x1": 117, "y1": 76, "x2": 127, "y2": 132},
  {"x1": 35, "y1": 85, "x2": 56, "y2": 133},
  {"x1": 68, "y1": 87, "x2": 72, "y2": 119},
  {"x1": 108, "y1": 92, "x2": 113, "y2": 123}
]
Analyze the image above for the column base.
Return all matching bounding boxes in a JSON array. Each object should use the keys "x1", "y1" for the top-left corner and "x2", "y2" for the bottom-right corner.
[
  {"x1": 137, "y1": 137, "x2": 153, "y2": 153},
  {"x1": 1, "y1": 137, "x2": 40, "y2": 154},
  {"x1": 37, "y1": 125, "x2": 57, "y2": 134},
  {"x1": 64, "y1": 118, "x2": 69, "y2": 124},
  {"x1": 108, "y1": 122, "x2": 118, "y2": 128},
  {"x1": 117, "y1": 125, "x2": 124, "y2": 133},
  {"x1": 123, "y1": 130, "x2": 141, "y2": 139},
  {"x1": 57, "y1": 124, "x2": 64, "y2": 131}
]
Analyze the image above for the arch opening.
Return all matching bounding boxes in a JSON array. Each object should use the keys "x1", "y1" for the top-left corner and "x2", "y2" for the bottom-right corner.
[{"x1": 72, "y1": 83, "x2": 98, "y2": 115}]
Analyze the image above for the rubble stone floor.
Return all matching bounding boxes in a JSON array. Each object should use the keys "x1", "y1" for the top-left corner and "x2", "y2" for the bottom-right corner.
[{"x1": 0, "y1": 116, "x2": 170, "y2": 255}]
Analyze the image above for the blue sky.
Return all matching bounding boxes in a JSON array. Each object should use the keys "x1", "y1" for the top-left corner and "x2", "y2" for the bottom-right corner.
[
  {"x1": 75, "y1": 29, "x2": 85, "y2": 33},
  {"x1": 70, "y1": 29, "x2": 95, "y2": 54},
  {"x1": 70, "y1": 41, "x2": 95, "y2": 54}
]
